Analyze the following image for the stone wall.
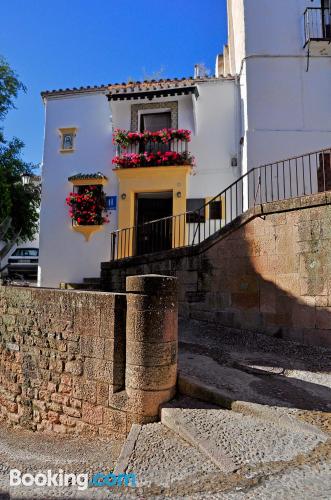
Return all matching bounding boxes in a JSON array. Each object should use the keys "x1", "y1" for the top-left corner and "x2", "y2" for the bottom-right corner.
[
  {"x1": 0, "y1": 287, "x2": 126, "y2": 435},
  {"x1": 101, "y1": 192, "x2": 331, "y2": 348},
  {"x1": 0, "y1": 276, "x2": 178, "y2": 436}
]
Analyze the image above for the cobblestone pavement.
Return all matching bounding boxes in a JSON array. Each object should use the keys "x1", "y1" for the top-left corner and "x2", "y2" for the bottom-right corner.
[
  {"x1": 0, "y1": 421, "x2": 125, "y2": 499},
  {"x1": 0, "y1": 320, "x2": 330, "y2": 499}
]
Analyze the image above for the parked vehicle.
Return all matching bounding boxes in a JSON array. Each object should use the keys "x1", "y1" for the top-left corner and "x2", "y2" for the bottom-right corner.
[{"x1": 7, "y1": 247, "x2": 39, "y2": 280}]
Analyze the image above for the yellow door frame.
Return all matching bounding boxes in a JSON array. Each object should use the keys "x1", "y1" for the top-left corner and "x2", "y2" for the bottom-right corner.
[{"x1": 114, "y1": 165, "x2": 192, "y2": 257}]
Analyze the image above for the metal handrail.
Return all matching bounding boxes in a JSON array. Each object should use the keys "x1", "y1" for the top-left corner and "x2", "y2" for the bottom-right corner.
[
  {"x1": 109, "y1": 146, "x2": 331, "y2": 260},
  {"x1": 304, "y1": 7, "x2": 331, "y2": 46}
]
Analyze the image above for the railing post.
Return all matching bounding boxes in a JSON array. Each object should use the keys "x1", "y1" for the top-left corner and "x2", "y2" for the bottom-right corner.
[{"x1": 111, "y1": 232, "x2": 116, "y2": 261}]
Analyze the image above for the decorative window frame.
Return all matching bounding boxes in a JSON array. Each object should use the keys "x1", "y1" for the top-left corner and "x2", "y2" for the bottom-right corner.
[
  {"x1": 130, "y1": 101, "x2": 178, "y2": 131},
  {"x1": 59, "y1": 127, "x2": 77, "y2": 153}
]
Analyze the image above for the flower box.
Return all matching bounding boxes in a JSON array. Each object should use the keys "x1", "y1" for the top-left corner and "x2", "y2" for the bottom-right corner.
[
  {"x1": 113, "y1": 128, "x2": 191, "y2": 149},
  {"x1": 66, "y1": 181, "x2": 109, "y2": 240},
  {"x1": 112, "y1": 151, "x2": 195, "y2": 169}
]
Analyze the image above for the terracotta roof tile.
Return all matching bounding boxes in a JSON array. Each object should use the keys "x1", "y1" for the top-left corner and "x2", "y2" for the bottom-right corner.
[{"x1": 41, "y1": 75, "x2": 233, "y2": 98}]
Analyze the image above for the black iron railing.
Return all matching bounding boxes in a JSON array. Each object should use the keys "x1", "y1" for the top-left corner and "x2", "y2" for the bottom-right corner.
[
  {"x1": 304, "y1": 7, "x2": 331, "y2": 46},
  {"x1": 116, "y1": 138, "x2": 189, "y2": 156},
  {"x1": 109, "y1": 147, "x2": 331, "y2": 260}
]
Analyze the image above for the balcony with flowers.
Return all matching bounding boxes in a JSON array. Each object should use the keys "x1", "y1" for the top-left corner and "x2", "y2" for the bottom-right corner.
[{"x1": 112, "y1": 128, "x2": 195, "y2": 169}]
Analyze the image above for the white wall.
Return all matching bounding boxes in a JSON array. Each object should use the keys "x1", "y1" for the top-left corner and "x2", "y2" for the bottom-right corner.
[
  {"x1": 189, "y1": 80, "x2": 239, "y2": 197},
  {"x1": 39, "y1": 80, "x2": 240, "y2": 287},
  {"x1": 244, "y1": 0, "x2": 323, "y2": 57},
  {"x1": 111, "y1": 80, "x2": 239, "y2": 200},
  {"x1": 39, "y1": 92, "x2": 116, "y2": 287},
  {"x1": 226, "y1": 0, "x2": 331, "y2": 175}
]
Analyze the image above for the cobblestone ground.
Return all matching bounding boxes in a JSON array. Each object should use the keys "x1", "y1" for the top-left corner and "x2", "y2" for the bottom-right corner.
[
  {"x1": 0, "y1": 421, "x2": 125, "y2": 499},
  {"x1": 0, "y1": 321, "x2": 330, "y2": 499}
]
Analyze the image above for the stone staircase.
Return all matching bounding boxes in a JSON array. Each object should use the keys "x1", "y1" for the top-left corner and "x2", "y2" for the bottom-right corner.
[
  {"x1": 59, "y1": 277, "x2": 101, "y2": 291},
  {"x1": 111, "y1": 320, "x2": 331, "y2": 498},
  {"x1": 112, "y1": 395, "x2": 329, "y2": 498}
]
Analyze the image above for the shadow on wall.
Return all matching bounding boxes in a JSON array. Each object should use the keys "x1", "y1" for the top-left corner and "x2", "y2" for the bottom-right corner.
[
  {"x1": 199, "y1": 197, "x2": 331, "y2": 349},
  {"x1": 101, "y1": 193, "x2": 331, "y2": 350}
]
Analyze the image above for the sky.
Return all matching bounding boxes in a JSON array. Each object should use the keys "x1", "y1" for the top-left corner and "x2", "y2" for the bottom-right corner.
[{"x1": 0, "y1": 0, "x2": 227, "y2": 166}]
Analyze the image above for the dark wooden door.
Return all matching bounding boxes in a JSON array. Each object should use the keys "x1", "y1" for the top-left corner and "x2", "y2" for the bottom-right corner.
[{"x1": 136, "y1": 196, "x2": 173, "y2": 255}]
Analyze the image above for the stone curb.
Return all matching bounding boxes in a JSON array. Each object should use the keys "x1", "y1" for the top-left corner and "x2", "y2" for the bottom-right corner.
[
  {"x1": 113, "y1": 424, "x2": 141, "y2": 475},
  {"x1": 161, "y1": 408, "x2": 237, "y2": 473},
  {"x1": 178, "y1": 373, "x2": 233, "y2": 409},
  {"x1": 178, "y1": 373, "x2": 328, "y2": 439},
  {"x1": 232, "y1": 401, "x2": 328, "y2": 439}
]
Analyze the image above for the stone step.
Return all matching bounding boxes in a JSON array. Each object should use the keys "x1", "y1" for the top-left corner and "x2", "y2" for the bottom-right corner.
[
  {"x1": 59, "y1": 281, "x2": 100, "y2": 291},
  {"x1": 179, "y1": 350, "x2": 331, "y2": 414},
  {"x1": 161, "y1": 397, "x2": 327, "y2": 475},
  {"x1": 114, "y1": 422, "x2": 221, "y2": 494}
]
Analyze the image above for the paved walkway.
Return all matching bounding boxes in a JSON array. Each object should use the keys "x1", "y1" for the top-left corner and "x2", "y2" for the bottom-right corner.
[
  {"x1": 0, "y1": 422, "x2": 124, "y2": 499},
  {"x1": 0, "y1": 320, "x2": 330, "y2": 498}
]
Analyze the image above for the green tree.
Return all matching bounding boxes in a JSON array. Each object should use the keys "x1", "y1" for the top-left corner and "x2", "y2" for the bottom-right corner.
[
  {"x1": 0, "y1": 56, "x2": 26, "y2": 120},
  {"x1": 0, "y1": 56, "x2": 40, "y2": 243}
]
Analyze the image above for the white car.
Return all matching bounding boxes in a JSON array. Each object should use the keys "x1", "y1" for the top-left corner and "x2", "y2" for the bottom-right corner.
[{"x1": 7, "y1": 247, "x2": 39, "y2": 279}]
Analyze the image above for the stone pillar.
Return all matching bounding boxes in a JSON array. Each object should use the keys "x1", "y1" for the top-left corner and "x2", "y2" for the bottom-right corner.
[{"x1": 125, "y1": 275, "x2": 178, "y2": 422}]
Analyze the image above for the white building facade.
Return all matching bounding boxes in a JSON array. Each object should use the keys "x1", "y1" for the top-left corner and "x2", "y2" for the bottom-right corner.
[
  {"x1": 217, "y1": 0, "x2": 331, "y2": 172},
  {"x1": 39, "y1": 0, "x2": 331, "y2": 287},
  {"x1": 39, "y1": 78, "x2": 239, "y2": 287}
]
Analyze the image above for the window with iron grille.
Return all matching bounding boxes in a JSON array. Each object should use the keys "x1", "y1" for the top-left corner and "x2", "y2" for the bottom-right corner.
[
  {"x1": 186, "y1": 199, "x2": 205, "y2": 223},
  {"x1": 210, "y1": 200, "x2": 222, "y2": 220}
]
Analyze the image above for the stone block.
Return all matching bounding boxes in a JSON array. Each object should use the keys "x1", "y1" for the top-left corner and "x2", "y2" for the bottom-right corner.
[
  {"x1": 231, "y1": 292, "x2": 259, "y2": 309},
  {"x1": 59, "y1": 414, "x2": 77, "y2": 427},
  {"x1": 125, "y1": 387, "x2": 176, "y2": 416},
  {"x1": 126, "y1": 364, "x2": 177, "y2": 391},
  {"x1": 62, "y1": 406, "x2": 81, "y2": 418},
  {"x1": 53, "y1": 424, "x2": 67, "y2": 434},
  {"x1": 291, "y1": 303, "x2": 316, "y2": 329},
  {"x1": 83, "y1": 358, "x2": 115, "y2": 383},
  {"x1": 96, "y1": 382, "x2": 109, "y2": 406},
  {"x1": 51, "y1": 393, "x2": 69, "y2": 406},
  {"x1": 73, "y1": 378, "x2": 97, "y2": 403},
  {"x1": 103, "y1": 407, "x2": 126, "y2": 434},
  {"x1": 126, "y1": 309, "x2": 177, "y2": 343},
  {"x1": 65, "y1": 360, "x2": 83, "y2": 376},
  {"x1": 126, "y1": 341, "x2": 177, "y2": 367},
  {"x1": 80, "y1": 337, "x2": 104, "y2": 358},
  {"x1": 82, "y1": 402, "x2": 103, "y2": 425},
  {"x1": 47, "y1": 411, "x2": 60, "y2": 424},
  {"x1": 69, "y1": 398, "x2": 82, "y2": 409},
  {"x1": 74, "y1": 309, "x2": 100, "y2": 337},
  {"x1": 49, "y1": 359, "x2": 64, "y2": 374}
]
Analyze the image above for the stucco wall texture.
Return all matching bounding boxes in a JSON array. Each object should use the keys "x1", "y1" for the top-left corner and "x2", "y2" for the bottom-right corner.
[{"x1": 102, "y1": 193, "x2": 331, "y2": 348}]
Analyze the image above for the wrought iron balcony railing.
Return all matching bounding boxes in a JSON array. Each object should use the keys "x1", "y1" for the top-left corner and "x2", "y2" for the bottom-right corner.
[
  {"x1": 115, "y1": 138, "x2": 189, "y2": 156},
  {"x1": 112, "y1": 129, "x2": 194, "y2": 168},
  {"x1": 304, "y1": 7, "x2": 331, "y2": 46},
  {"x1": 112, "y1": 139, "x2": 194, "y2": 169}
]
